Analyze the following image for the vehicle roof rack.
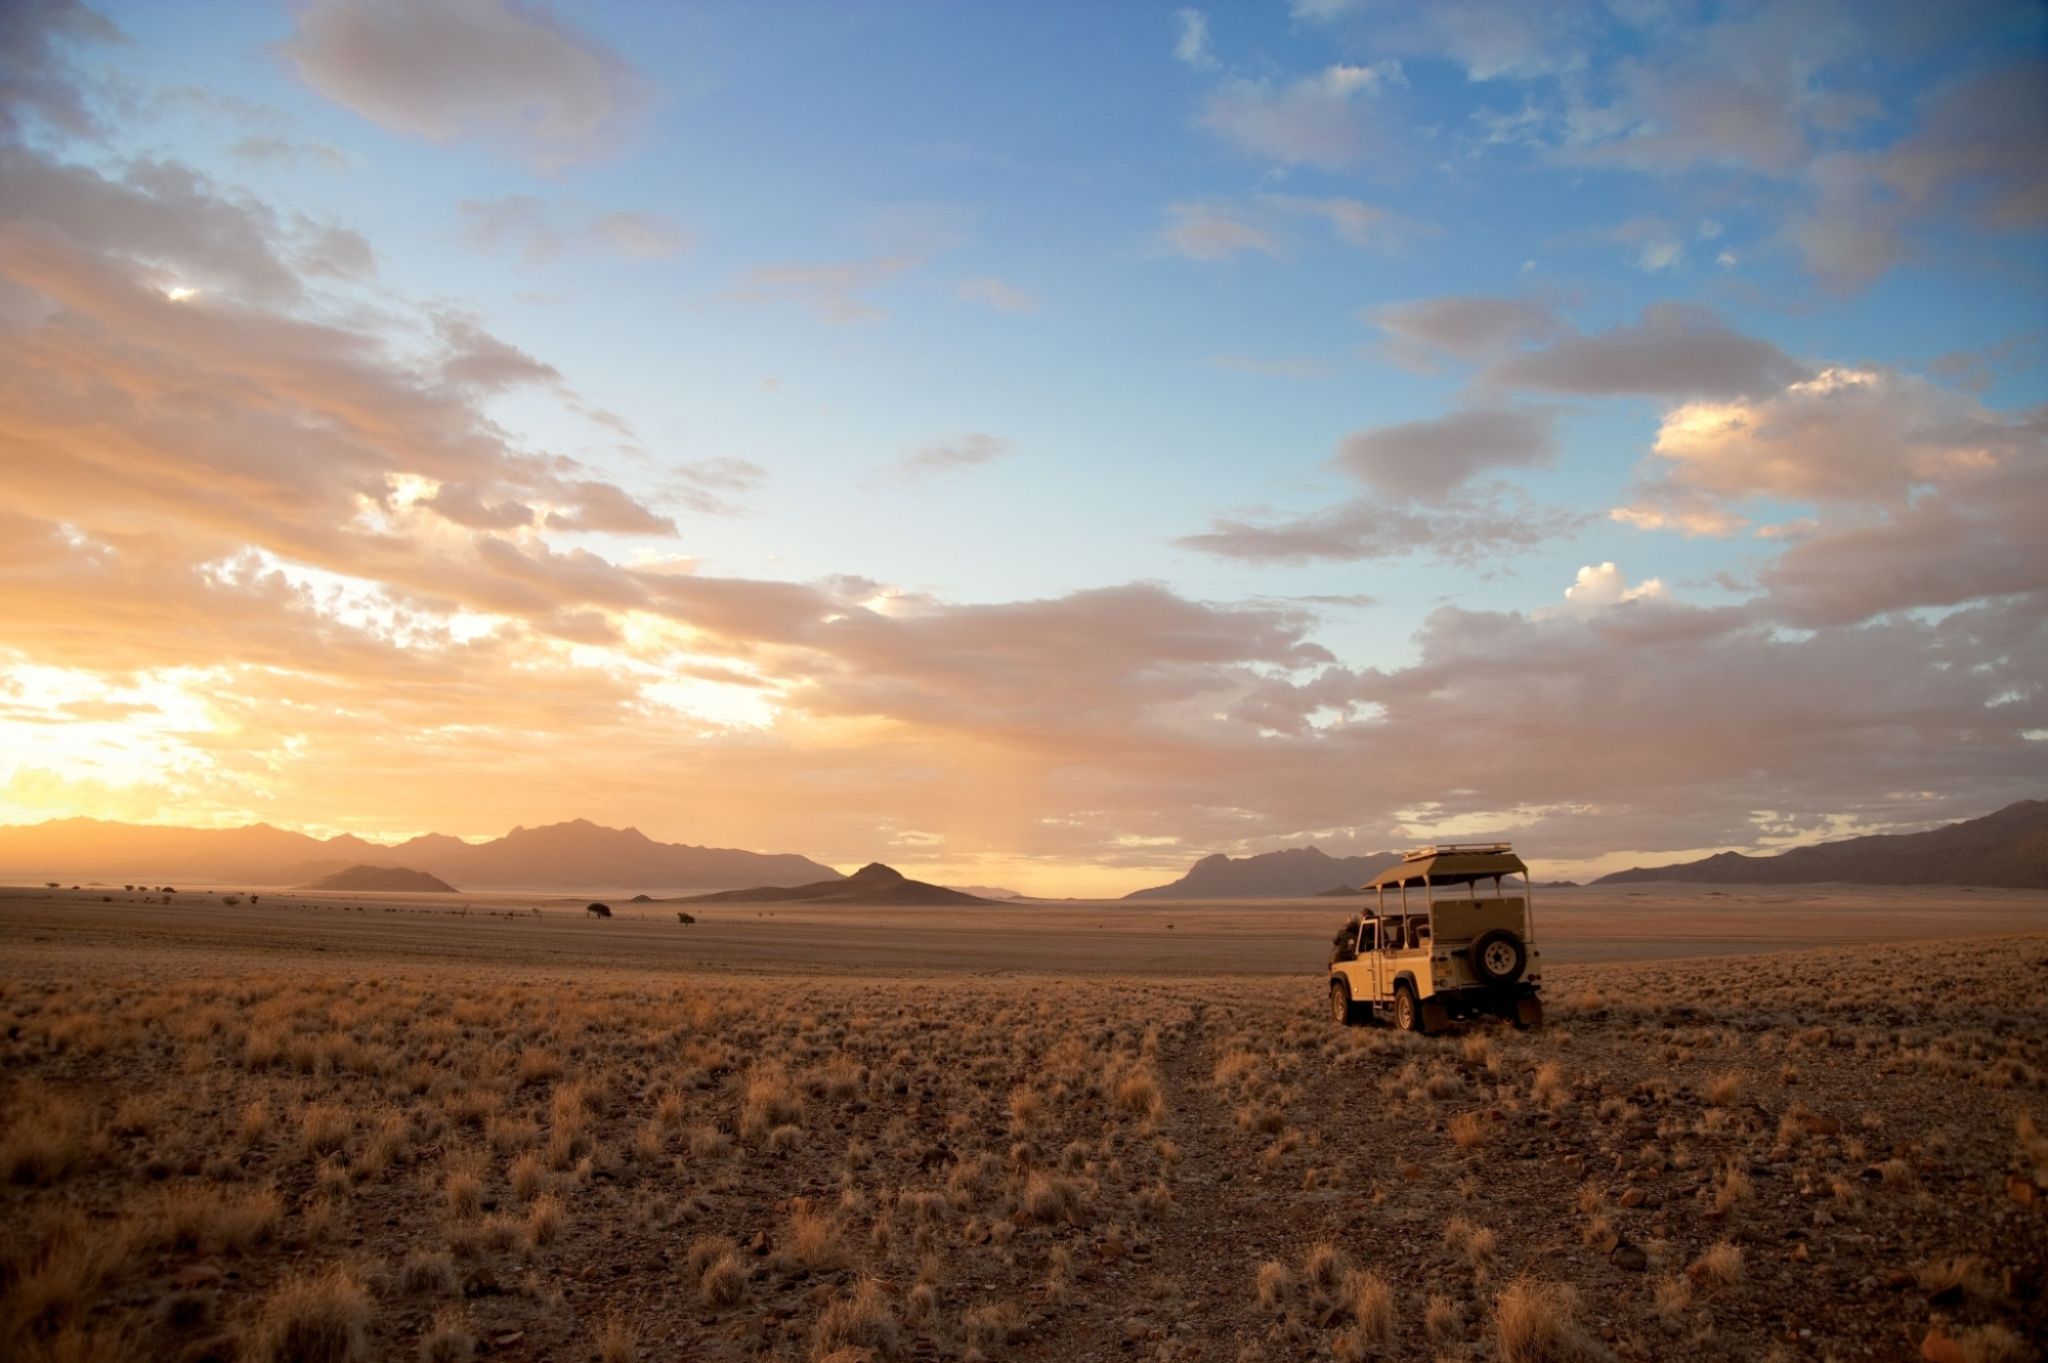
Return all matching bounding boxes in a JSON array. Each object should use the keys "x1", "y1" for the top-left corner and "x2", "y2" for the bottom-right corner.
[{"x1": 1401, "y1": 842, "x2": 1513, "y2": 862}]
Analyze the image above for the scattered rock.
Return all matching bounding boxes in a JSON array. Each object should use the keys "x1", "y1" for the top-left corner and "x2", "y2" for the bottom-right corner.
[{"x1": 1611, "y1": 1241, "x2": 1648, "y2": 1272}]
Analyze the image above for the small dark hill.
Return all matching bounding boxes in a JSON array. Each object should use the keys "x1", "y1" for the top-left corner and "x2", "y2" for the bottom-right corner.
[
  {"x1": 298, "y1": 865, "x2": 457, "y2": 893},
  {"x1": 1125, "y1": 846, "x2": 1403, "y2": 899},
  {"x1": 1595, "y1": 800, "x2": 2048, "y2": 889},
  {"x1": 677, "y1": 863, "x2": 995, "y2": 906}
]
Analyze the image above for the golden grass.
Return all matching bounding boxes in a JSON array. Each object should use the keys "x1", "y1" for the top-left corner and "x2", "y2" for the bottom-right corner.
[
  {"x1": 247, "y1": 1265, "x2": 369, "y2": 1363},
  {"x1": 0, "y1": 925, "x2": 2040, "y2": 1360}
]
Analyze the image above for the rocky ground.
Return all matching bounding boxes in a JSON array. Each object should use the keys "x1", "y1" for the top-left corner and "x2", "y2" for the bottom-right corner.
[{"x1": 1, "y1": 928, "x2": 2044, "y2": 1362}]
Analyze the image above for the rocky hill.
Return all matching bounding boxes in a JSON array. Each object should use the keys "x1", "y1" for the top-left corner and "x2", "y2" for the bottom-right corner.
[
  {"x1": 298, "y1": 865, "x2": 458, "y2": 893},
  {"x1": 677, "y1": 863, "x2": 995, "y2": 906},
  {"x1": 1595, "y1": 800, "x2": 2048, "y2": 888},
  {"x1": 1124, "y1": 846, "x2": 1403, "y2": 900}
]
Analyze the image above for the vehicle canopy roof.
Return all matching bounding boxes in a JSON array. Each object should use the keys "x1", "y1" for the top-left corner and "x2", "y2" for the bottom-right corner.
[{"x1": 1366, "y1": 843, "x2": 1527, "y2": 891}]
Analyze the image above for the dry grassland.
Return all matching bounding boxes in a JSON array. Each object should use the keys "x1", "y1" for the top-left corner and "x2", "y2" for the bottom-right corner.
[{"x1": 2, "y1": 927, "x2": 2045, "y2": 1362}]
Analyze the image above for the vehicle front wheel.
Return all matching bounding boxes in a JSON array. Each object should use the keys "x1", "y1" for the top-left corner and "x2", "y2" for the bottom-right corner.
[
  {"x1": 1394, "y1": 983, "x2": 1423, "y2": 1034},
  {"x1": 1330, "y1": 979, "x2": 1362, "y2": 1027}
]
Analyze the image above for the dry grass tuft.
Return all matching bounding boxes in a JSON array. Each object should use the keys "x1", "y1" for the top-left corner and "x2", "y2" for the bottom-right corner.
[
  {"x1": 2, "y1": 1095, "x2": 91, "y2": 1186},
  {"x1": 418, "y1": 1305, "x2": 477, "y2": 1363},
  {"x1": 595, "y1": 1313, "x2": 637, "y2": 1363},
  {"x1": 247, "y1": 1264, "x2": 369, "y2": 1363},
  {"x1": 1703, "y1": 1070, "x2": 1744, "y2": 1106},
  {"x1": 1689, "y1": 1240, "x2": 1744, "y2": 1290},
  {"x1": 1493, "y1": 1277, "x2": 1604, "y2": 1363},
  {"x1": 1255, "y1": 1259, "x2": 1293, "y2": 1310},
  {"x1": 810, "y1": 1277, "x2": 897, "y2": 1359}
]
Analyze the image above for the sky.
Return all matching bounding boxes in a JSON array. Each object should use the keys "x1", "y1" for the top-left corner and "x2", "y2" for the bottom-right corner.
[{"x1": 0, "y1": 0, "x2": 2043, "y2": 895}]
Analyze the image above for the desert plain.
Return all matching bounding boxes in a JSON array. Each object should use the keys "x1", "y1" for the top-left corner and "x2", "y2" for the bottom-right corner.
[{"x1": 2, "y1": 884, "x2": 2044, "y2": 1363}]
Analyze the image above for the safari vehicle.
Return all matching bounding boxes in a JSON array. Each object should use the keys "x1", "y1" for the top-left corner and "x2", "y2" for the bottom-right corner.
[{"x1": 1328, "y1": 843, "x2": 1542, "y2": 1033}]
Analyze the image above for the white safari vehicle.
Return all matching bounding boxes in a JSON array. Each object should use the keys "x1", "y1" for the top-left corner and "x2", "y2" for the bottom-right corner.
[{"x1": 1327, "y1": 843, "x2": 1543, "y2": 1033}]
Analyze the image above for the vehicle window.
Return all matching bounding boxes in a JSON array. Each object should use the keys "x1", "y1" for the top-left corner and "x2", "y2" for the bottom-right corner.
[
  {"x1": 1411, "y1": 917, "x2": 1430, "y2": 947},
  {"x1": 1385, "y1": 919, "x2": 1405, "y2": 950},
  {"x1": 1358, "y1": 923, "x2": 1376, "y2": 954}
]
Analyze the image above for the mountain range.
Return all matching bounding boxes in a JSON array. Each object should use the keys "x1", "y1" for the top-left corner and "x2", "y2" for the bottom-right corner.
[
  {"x1": 1595, "y1": 800, "x2": 2048, "y2": 889},
  {"x1": 0, "y1": 818, "x2": 840, "y2": 892},
  {"x1": 1124, "y1": 846, "x2": 1403, "y2": 900}
]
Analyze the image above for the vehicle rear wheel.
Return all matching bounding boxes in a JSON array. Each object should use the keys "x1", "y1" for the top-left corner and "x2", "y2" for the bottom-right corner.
[
  {"x1": 1394, "y1": 983, "x2": 1422, "y2": 1033},
  {"x1": 1469, "y1": 928, "x2": 1528, "y2": 986},
  {"x1": 1330, "y1": 979, "x2": 1361, "y2": 1027}
]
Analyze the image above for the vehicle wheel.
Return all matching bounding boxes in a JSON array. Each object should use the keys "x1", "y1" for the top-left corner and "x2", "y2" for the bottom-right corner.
[
  {"x1": 1330, "y1": 979, "x2": 1361, "y2": 1027},
  {"x1": 1394, "y1": 983, "x2": 1423, "y2": 1033},
  {"x1": 1469, "y1": 929, "x2": 1528, "y2": 986}
]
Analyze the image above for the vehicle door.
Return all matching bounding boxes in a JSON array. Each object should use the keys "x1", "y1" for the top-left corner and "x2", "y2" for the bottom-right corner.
[
  {"x1": 1376, "y1": 912, "x2": 1392, "y2": 998},
  {"x1": 1356, "y1": 919, "x2": 1378, "y2": 999}
]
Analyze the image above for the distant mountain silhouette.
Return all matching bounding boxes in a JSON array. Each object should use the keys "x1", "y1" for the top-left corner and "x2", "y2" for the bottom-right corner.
[
  {"x1": 677, "y1": 862, "x2": 995, "y2": 906},
  {"x1": 1124, "y1": 846, "x2": 1404, "y2": 900},
  {"x1": 299, "y1": 865, "x2": 457, "y2": 893},
  {"x1": 0, "y1": 817, "x2": 840, "y2": 892},
  {"x1": 1595, "y1": 800, "x2": 2048, "y2": 888}
]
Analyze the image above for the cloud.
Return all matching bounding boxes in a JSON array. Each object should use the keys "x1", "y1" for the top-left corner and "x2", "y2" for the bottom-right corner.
[
  {"x1": 1334, "y1": 407, "x2": 1554, "y2": 502},
  {"x1": 1610, "y1": 365, "x2": 2048, "y2": 624},
  {"x1": 0, "y1": 148, "x2": 318, "y2": 304},
  {"x1": 869, "y1": 434, "x2": 1012, "y2": 490},
  {"x1": 1293, "y1": 0, "x2": 1592, "y2": 82},
  {"x1": 1639, "y1": 367, "x2": 2005, "y2": 506},
  {"x1": 1369, "y1": 295, "x2": 1566, "y2": 370},
  {"x1": 1197, "y1": 62, "x2": 1402, "y2": 168},
  {"x1": 663, "y1": 458, "x2": 765, "y2": 516},
  {"x1": 1157, "y1": 201, "x2": 1281, "y2": 262},
  {"x1": 1789, "y1": 60, "x2": 2048, "y2": 290},
  {"x1": 543, "y1": 481, "x2": 676, "y2": 537},
  {"x1": 1177, "y1": 495, "x2": 1588, "y2": 566},
  {"x1": 1613, "y1": 217, "x2": 1684, "y2": 272},
  {"x1": 954, "y1": 276, "x2": 1039, "y2": 313},
  {"x1": 0, "y1": 0, "x2": 124, "y2": 140},
  {"x1": 434, "y1": 315, "x2": 561, "y2": 392},
  {"x1": 728, "y1": 206, "x2": 968, "y2": 324},
  {"x1": 225, "y1": 135, "x2": 359, "y2": 173},
  {"x1": 1177, "y1": 403, "x2": 1574, "y2": 566},
  {"x1": 459, "y1": 195, "x2": 690, "y2": 266},
  {"x1": 1757, "y1": 451, "x2": 2048, "y2": 625},
  {"x1": 1258, "y1": 194, "x2": 1395, "y2": 250},
  {"x1": 729, "y1": 256, "x2": 917, "y2": 324},
  {"x1": 1483, "y1": 304, "x2": 1809, "y2": 399},
  {"x1": 1158, "y1": 195, "x2": 1400, "y2": 261},
  {"x1": 1559, "y1": 561, "x2": 1664, "y2": 611},
  {"x1": 587, "y1": 210, "x2": 692, "y2": 260},
  {"x1": 279, "y1": 0, "x2": 645, "y2": 170},
  {"x1": 0, "y1": 137, "x2": 680, "y2": 641},
  {"x1": 1173, "y1": 9, "x2": 1216, "y2": 72}
]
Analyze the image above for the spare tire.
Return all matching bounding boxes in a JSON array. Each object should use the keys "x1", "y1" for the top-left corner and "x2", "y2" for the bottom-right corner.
[{"x1": 1469, "y1": 928, "x2": 1527, "y2": 985}]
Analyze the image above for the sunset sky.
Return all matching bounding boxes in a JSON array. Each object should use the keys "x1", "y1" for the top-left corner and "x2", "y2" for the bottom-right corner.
[{"x1": 1, "y1": 0, "x2": 2043, "y2": 894}]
